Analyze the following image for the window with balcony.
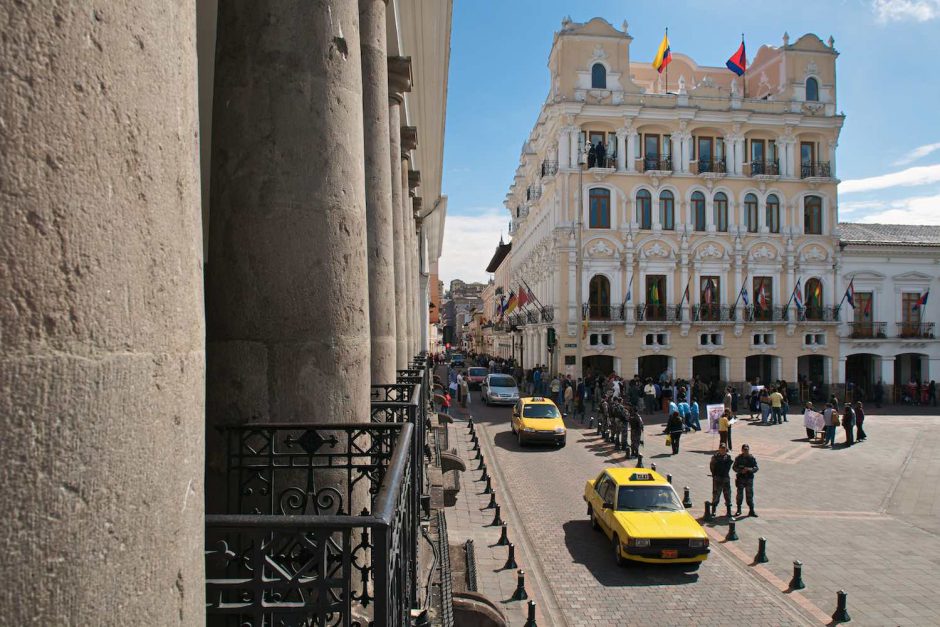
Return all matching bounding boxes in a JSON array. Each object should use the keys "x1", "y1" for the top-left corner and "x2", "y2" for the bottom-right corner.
[
  {"x1": 805, "y1": 77, "x2": 819, "y2": 102},
  {"x1": 659, "y1": 190, "x2": 675, "y2": 230},
  {"x1": 745, "y1": 193, "x2": 759, "y2": 233},
  {"x1": 804, "y1": 278, "x2": 824, "y2": 320},
  {"x1": 749, "y1": 139, "x2": 779, "y2": 175},
  {"x1": 589, "y1": 275, "x2": 611, "y2": 319},
  {"x1": 804, "y1": 195, "x2": 822, "y2": 234},
  {"x1": 645, "y1": 275, "x2": 667, "y2": 321},
  {"x1": 699, "y1": 276, "x2": 720, "y2": 320},
  {"x1": 713, "y1": 192, "x2": 729, "y2": 232},
  {"x1": 766, "y1": 194, "x2": 780, "y2": 233},
  {"x1": 636, "y1": 189, "x2": 652, "y2": 230},
  {"x1": 643, "y1": 134, "x2": 671, "y2": 171},
  {"x1": 851, "y1": 292, "x2": 882, "y2": 338},
  {"x1": 591, "y1": 63, "x2": 607, "y2": 89},
  {"x1": 589, "y1": 188, "x2": 611, "y2": 228},
  {"x1": 800, "y1": 142, "x2": 830, "y2": 178},
  {"x1": 692, "y1": 191, "x2": 706, "y2": 231},
  {"x1": 752, "y1": 277, "x2": 773, "y2": 320},
  {"x1": 695, "y1": 136, "x2": 726, "y2": 173}
]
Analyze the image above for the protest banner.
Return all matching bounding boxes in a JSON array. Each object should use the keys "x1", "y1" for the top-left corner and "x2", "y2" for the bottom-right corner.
[{"x1": 803, "y1": 409, "x2": 825, "y2": 433}]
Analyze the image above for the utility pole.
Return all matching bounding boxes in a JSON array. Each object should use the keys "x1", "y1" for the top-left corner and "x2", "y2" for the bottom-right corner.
[{"x1": 575, "y1": 140, "x2": 586, "y2": 380}]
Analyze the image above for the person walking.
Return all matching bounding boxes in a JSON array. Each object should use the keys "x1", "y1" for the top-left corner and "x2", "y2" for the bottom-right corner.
[
  {"x1": 689, "y1": 400, "x2": 702, "y2": 431},
  {"x1": 770, "y1": 386, "x2": 784, "y2": 424},
  {"x1": 759, "y1": 388, "x2": 772, "y2": 424},
  {"x1": 666, "y1": 410, "x2": 683, "y2": 455},
  {"x1": 723, "y1": 386, "x2": 733, "y2": 413},
  {"x1": 460, "y1": 376, "x2": 469, "y2": 409},
  {"x1": 842, "y1": 403, "x2": 856, "y2": 446},
  {"x1": 854, "y1": 401, "x2": 867, "y2": 441},
  {"x1": 550, "y1": 375, "x2": 560, "y2": 405},
  {"x1": 563, "y1": 382, "x2": 574, "y2": 417},
  {"x1": 732, "y1": 444, "x2": 759, "y2": 517},
  {"x1": 719, "y1": 409, "x2": 732, "y2": 450},
  {"x1": 710, "y1": 444, "x2": 734, "y2": 518}
]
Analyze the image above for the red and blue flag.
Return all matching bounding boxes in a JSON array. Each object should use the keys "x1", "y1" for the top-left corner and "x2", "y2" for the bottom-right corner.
[
  {"x1": 914, "y1": 290, "x2": 929, "y2": 310},
  {"x1": 726, "y1": 41, "x2": 746, "y2": 76}
]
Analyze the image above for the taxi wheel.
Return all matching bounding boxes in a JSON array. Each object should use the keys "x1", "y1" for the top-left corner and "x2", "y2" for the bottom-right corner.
[
  {"x1": 612, "y1": 535, "x2": 627, "y2": 567},
  {"x1": 589, "y1": 507, "x2": 600, "y2": 531}
]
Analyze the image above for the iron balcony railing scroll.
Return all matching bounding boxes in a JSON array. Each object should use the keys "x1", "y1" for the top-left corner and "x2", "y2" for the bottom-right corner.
[
  {"x1": 897, "y1": 322, "x2": 936, "y2": 339},
  {"x1": 541, "y1": 160, "x2": 558, "y2": 177},
  {"x1": 582, "y1": 303, "x2": 626, "y2": 322},
  {"x1": 635, "y1": 303, "x2": 681, "y2": 322},
  {"x1": 540, "y1": 306, "x2": 554, "y2": 323},
  {"x1": 525, "y1": 309, "x2": 539, "y2": 325},
  {"x1": 800, "y1": 161, "x2": 831, "y2": 179},
  {"x1": 750, "y1": 160, "x2": 780, "y2": 176},
  {"x1": 692, "y1": 304, "x2": 735, "y2": 322},
  {"x1": 643, "y1": 156, "x2": 673, "y2": 172},
  {"x1": 849, "y1": 322, "x2": 887, "y2": 339},
  {"x1": 696, "y1": 158, "x2": 727, "y2": 174}
]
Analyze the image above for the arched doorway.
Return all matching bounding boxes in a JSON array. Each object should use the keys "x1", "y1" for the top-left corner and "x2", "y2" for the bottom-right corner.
[
  {"x1": 693, "y1": 355, "x2": 726, "y2": 386},
  {"x1": 584, "y1": 355, "x2": 614, "y2": 378},
  {"x1": 746, "y1": 355, "x2": 773, "y2": 385},
  {"x1": 804, "y1": 278, "x2": 824, "y2": 320},
  {"x1": 895, "y1": 353, "x2": 927, "y2": 403},
  {"x1": 589, "y1": 275, "x2": 611, "y2": 319},
  {"x1": 638, "y1": 355, "x2": 671, "y2": 381},
  {"x1": 846, "y1": 353, "x2": 878, "y2": 401}
]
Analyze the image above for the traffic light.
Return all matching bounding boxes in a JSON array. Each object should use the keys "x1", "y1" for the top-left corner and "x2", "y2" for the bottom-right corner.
[{"x1": 546, "y1": 327, "x2": 556, "y2": 348}]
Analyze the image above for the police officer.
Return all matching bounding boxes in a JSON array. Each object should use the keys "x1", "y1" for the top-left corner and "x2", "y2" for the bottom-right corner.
[
  {"x1": 628, "y1": 409, "x2": 644, "y2": 459},
  {"x1": 732, "y1": 444, "x2": 759, "y2": 517},
  {"x1": 709, "y1": 444, "x2": 733, "y2": 517}
]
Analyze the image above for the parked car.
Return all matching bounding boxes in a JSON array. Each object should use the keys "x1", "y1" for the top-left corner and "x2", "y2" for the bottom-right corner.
[
  {"x1": 466, "y1": 367, "x2": 488, "y2": 390},
  {"x1": 510, "y1": 396, "x2": 566, "y2": 447},
  {"x1": 583, "y1": 469, "x2": 708, "y2": 568},
  {"x1": 481, "y1": 374, "x2": 519, "y2": 406}
]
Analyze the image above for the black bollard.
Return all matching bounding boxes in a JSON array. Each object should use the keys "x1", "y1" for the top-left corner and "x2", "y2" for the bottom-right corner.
[
  {"x1": 651, "y1": 463, "x2": 657, "y2": 472},
  {"x1": 483, "y1": 476, "x2": 493, "y2": 494},
  {"x1": 523, "y1": 600, "x2": 537, "y2": 627},
  {"x1": 491, "y1": 504, "x2": 503, "y2": 526},
  {"x1": 496, "y1": 524, "x2": 509, "y2": 546},
  {"x1": 589, "y1": 415, "x2": 595, "y2": 428},
  {"x1": 704, "y1": 501, "x2": 713, "y2": 522},
  {"x1": 725, "y1": 520, "x2": 738, "y2": 541},
  {"x1": 473, "y1": 446, "x2": 482, "y2": 460},
  {"x1": 667, "y1": 473, "x2": 673, "y2": 484},
  {"x1": 755, "y1": 537, "x2": 768, "y2": 563},
  {"x1": 682, "y1": 487, "x2": 693, "y2": 509},
  {"x1": 789, "y1": 561, "x2": 805, "y2": 590},
  {"x1": 512, "y1": 569, "x2": 528, "y2": 601},
  {"x1": 485, "y1": 490, "x2": 497, "y2": 509},
  {"x1": 832, "y1": 590, "x2": 850, "y2": 623},
  {"x1": 468, "y1": 418, "x2": 474, "y2": 432},
  {"x1": 504, "y1": 542, "x2": 518, "y2": 569},
  {"x1": 635, "y1": 453, "x2": 644, "y2": 468}
]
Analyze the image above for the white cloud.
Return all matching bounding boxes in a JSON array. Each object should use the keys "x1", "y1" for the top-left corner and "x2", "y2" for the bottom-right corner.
[
  {"x1": 840, "y1": 163, "x2": 940, "y2": 193},
  {"x1": 437, "y1": 208, "x2": 508, "y2": 286},
  {"x1": 872, "y1": 0, "x2": 940, "y2": 22},
  {"x1": 852, "y1": 192, "x2": 940, "y2": 224},
  {"x1": 838, "y1": 199, "x2": 884, "y2": 214},
  {"x1": 893, "y1": 142, "x2": 940, "y2": 167}
]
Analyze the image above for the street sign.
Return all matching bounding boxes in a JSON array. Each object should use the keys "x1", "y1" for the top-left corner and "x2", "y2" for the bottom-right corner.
[{"x1": 564, "y1": 343, "x2": 577, "y2": 348}]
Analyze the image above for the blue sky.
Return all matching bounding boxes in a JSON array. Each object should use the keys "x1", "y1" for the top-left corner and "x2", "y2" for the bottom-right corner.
[{"x1": 437, "y1": 0, "x2": 940, "y2": 286}]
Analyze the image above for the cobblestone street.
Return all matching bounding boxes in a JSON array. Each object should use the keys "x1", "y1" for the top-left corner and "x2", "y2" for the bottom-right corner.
[{"x1": 447, "y1": 390, "x2": 940, "y2": 626}]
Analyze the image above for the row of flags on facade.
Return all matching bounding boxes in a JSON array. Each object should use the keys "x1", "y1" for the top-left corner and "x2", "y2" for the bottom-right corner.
[
  {"x1": 652, "y1": 30, "x2": 747, "y2": 77},
  {"x1": 495, "y1": 286, "x2": 537, "y2": 319}
]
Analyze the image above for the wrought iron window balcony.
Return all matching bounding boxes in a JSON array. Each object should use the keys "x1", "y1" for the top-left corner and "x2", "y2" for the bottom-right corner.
[
  {"x1": 525, "y1": 309, "x2": 539, "y2": 324},
  {"x1": 526, "y1": 184, "x2": 541, "y2": 201},
  {"x1": 540, "y1": 306, "x2": 554, "y2": 323},
  {"x1": 744, "y1": 304, "x2": 787, "y2": 322},
  {"x1": 643, "y1": 156, "x2": 672, "y2": 172},
  {"x1": 800, "y1": 161, "x2": 831, "y2": 179},
  {"x1": 797, "y1": 306, "x2": 840, "y2": 322},
  {"x1": 587, "y1": 154, "x2": 615, "y2": 169},
  {"x1": 750, "y1": 160, "x2": 780, "y2": 176},
  {"x1": 541, "y1": 160, "x2": 558, "y2": 177},
  {"x1": 635, "y1": 302, "x2": 681, "y2": 322},
  {"x1": 849, "y1": 322, "x2": 887, "y2": 339},
  {"x1": 582, "y1": 303, "x2": 626, "y2": 321},
  {"x1": 897, "y1": 322, "x2": 936, "y2": 339},
  {"x1": 696, "y1": 158, "x2": 727, "y2": 174},
  {"x1": 691, "y1": 304, "x2": 734, "y2": 322}
]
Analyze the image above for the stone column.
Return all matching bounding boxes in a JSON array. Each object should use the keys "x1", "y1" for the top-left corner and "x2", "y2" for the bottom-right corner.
[
  {"x1": 616, "y1": 129, "x2": 627, "y2": 171},
  {"x1": 388, "y1": 57, "x2": 411, "y2": 369},
  {"x1": 361, "y1": 0, "x2": 396, "y2": 383},
  {"x1": 1, "y1": 2, "x2": 204, "y2": 623},
  {"x1": 558, "y1": 127, "x2": 570, "y2": 169},
  {"x1": 569, "y1": 127, "x2": 580, "y2": 169},
  {"x1": 627, "y1": 132, "x2": 638, "y2": 172},
  {"x1": 206, "y1": 0, "x2": 370, "y2": 495},
  {"x1": 404, "y1": 161, "x2": 420, "y2": 358}
]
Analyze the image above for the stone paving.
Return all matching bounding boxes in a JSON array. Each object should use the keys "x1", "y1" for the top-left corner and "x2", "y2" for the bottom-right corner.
[{"x1": 445, "y1": 388, "x2": 940, "y2": 626}]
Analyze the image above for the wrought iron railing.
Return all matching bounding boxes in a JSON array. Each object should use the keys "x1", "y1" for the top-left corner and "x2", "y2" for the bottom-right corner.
[
  {"x1": 691, "y1": 304, "x2": 735, "y2": 322},
  {"x1": 744, "y1": 304, "x2": 786, "y2": 321},
  {"x1": 588, "y1": 154, "x2": 615, "y2": 169},
  {"x1": 643, "y1": 156, "x2": 672, "y2": 172},
  {"x1": 796, "y1": 306, "x2": 840, "y2": 322},
  {"x1": 541, "y1": 306, "x2": 555, "y2": 323},
  {"x1": 750, "y1": 160, "x2": 779, "y2": 176},
  {"x1": 849, "y1": 321, "x2": 887, "y2": 339},
  {"x1": 635, "y1": 302, "x2": 681, "y2": 322},
  {"x1": 541, "y1": 160, "x2": 558, "y2": 177},
  {"x1": 800, "y1": 161, "x2": 831, "y2": 179},
  {"x1": 697, "y1": 158, "x2": 727, "y2": 174},
  {"x1": 525, "y1": 309, "x2": 539, "y2": 324},
  {"x1": 526, "y1": 184, "x2": 541, "y2": 201},
  {"x1": 582, "y1": 303, "x2": 626, "y2": 321},
  {"x1": 897, "y1": 322, "x2": 936, "y2": 339}
]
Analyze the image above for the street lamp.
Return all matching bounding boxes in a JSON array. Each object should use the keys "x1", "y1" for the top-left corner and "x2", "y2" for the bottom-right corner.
[{"x1": 575, "y1": 139, "x2": 588, "y2": 380}]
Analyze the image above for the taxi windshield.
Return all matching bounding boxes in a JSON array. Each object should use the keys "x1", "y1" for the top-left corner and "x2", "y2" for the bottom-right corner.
[
  {"x1": 616, "y1": 486, "x2": 682, "y2": 511},
  {"x1": 489, "y1": 376, "x2": 517, "y2": 388},
  {"x1": 468, "y1": 368, "x2": 488, "y2": 377},
  {"x1": 522, "y1": 404, "x2": 561, "y2": 418}
]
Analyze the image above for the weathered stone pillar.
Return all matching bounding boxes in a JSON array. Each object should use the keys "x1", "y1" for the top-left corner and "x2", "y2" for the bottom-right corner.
[
  {"x1": 401, "y1": 160, "x2": 415, "y2": 358},
  {"x1": 206, "y1": 0, "x2": 370, "y2": 494},
  {"x1": 360, "y1": 0, "x2": 396, "y2": 383},
  {"x1": 406, "y1": 168, "x2": 422, "y2": 358},
  {"x1": 0, "y1": 2, "x2": 204, "y2": 623},
  {"x1": 388, "y1": 58, "x2": 411, "y2": 370}
]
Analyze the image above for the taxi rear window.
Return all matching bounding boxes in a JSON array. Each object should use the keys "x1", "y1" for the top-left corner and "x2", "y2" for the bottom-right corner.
[{"x1": 523, "y1": 404, "x2": 560, "y2": 418}]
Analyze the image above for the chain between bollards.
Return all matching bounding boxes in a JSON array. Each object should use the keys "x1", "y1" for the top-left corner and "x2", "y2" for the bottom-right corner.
[
  {"x1": 789, "y1": 560, "x2": 805, "y2": 590},
  {"x1": 832, "y1": 590, "x2": 850, "y2": 623},
  {"x1": 523, "y1": 600, "x2": 537, "y2": 627},
  {"x1": 504, "y1": 542, "x2": 518, "y2": 569},
  {"x1": 725, "y1": 519, "x2": 738, "y2": 541},
  {"x1": 754, "y1": 536, "x2": 768, "y2": 563},
  {"x1": 682, "y1": 486, "x2": 693, "y2": 509},
  {"x1": 512, "y1": 569, "x2": 528, "y2": 601},
  {"x1": 496, "y1": 523, "x2": 509, "y2": 546}
]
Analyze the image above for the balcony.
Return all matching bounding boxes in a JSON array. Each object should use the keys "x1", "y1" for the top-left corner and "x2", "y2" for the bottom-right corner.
[
  {"x1": 540, "y1": 306, "x2": 554, "y2": 323},
  {"x1": 849, "y1": 321, "x2": 887, "y2": 339},
  {"x1": 691, "y1": 304, "x2": 735, "y2": 322},
  {"x1": 587, "y1": 154, "x2": 616, "y2": 169},
  {"x1": 744, "y1": 305, "x2": 786, "y2": 322},
  {"x1": 526, "y1": 184, "x2": 541, "y2": 201},
  {"x1": 582, "y1": 303, "x2": 625, "y2": 322},
  {"x1": 635, "y1": 303, "x2": 681, "y2": 322},
  {"x1": 695, "y1": 158, "x2": 727, "y2": 175},
  {"x1": 897, "y1": 322, "x2": 936, "y2": 339},
  {"x1": 800, "y1": 161, "x2": 831, "y2": 179},
  {"x1": 541, "y1": 159, "x2": 558, "y2": 177},
  {"x1": 749, "y1": 160, "x2": 780, "y2": 176},
  {"x1": 642, "y1": 156, "x2": 672, "y2": 172},
  {"x1": 797, "y1": 306, "x2": 840, "y2": 322}
]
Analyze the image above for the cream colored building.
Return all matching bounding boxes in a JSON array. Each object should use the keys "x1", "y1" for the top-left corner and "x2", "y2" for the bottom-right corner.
[{"x1": 502, "y1": 17, "x2": 846, "y2": 388}]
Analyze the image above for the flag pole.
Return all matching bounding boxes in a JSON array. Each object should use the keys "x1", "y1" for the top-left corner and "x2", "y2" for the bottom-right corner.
[{"x1": 731, "y1": 272, "x2": 749, "y2": 310}]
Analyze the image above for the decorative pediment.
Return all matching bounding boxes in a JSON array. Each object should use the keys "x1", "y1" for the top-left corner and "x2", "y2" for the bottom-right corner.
[
  {"x1": 892, "y1": 271, "x2": 933, "y2": 282},
  {"x1": 749, "y1": 245, "x2": 777, "y2": 261},
  {"x1": 800, "y1": 245, "x2": 828, "y2": 262},
  {"x1": 644, "y1": 242, "x2": 671, "y2": 259},
  {"x1": 695, "y1": 243, "x2": 726, "y2": 260},
  {"x1": 586, "y1": 239, "x2": 615, "y2": 257}
]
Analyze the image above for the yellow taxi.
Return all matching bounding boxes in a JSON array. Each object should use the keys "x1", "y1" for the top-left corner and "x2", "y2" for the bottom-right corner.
[
  {"x1": 583, "y1": 468, "x2": 709, "y2": 567},
  {"x1": 510, "y1": 397, "x2": 566, "y2": 447}
]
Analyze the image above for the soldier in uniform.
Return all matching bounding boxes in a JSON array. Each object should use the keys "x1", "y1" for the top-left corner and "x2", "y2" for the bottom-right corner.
[
  {"x1": 709, "y1": 444, "x2": 733, "y2": 517},
  {"x1": 628, "y1": 409, "x2": 644, "y2": 459},
  {"x1": 732, "y1": 444, "x2": 759, "y2": 517}
]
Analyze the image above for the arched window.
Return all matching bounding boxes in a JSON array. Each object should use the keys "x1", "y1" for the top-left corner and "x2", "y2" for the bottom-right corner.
[
  {"x1": 804, "y1": 195, "x2": 822, "y2": 234},
  {"x1": 659, "y1": 190, "x2": 675, "y2": 230},
  {"x1": 636, "y1": 189, "x2": 652, "y2": 230},
  {"x1": 745, "y1": 193, "x2": 759, "y2": 233},
  {"x1": 591, "y1": 63, "x2": 607, "y2": 89},
  {"x1": 692, "y1": 191, "x2": 706, "y2": 231},
  {"x1": 588, "y1": 188, "x2": 611, "y2": 228},
  {"x1": 766, "y1": 194, "x2": 780, "y2": 233},
  {"x1": 804, "y1": 278, "x2": 824, "y2": 320},
  {"x1": 713, "y1": 192, "x2": 728, "y2": 232},
  {"x1": 589, "y1": 275, "x2": 611, "y2": 319},
  {"x1": 805, "y1": 77, "x2": 819, "y2": 102}
]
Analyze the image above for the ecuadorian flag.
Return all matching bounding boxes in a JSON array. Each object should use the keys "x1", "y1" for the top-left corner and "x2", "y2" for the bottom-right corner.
[
  {"x1": 726, "y1": 40, "x2": 747, "y2": 76},
  {"x1": 652, "y1": 32, "x2": 672, "y2": 74}
]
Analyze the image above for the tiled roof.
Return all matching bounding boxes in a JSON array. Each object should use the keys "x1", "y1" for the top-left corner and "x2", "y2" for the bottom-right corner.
[
  {"x1": 837, "y1": 223, "x2": 940, "y2": 247},
  {"x1": 485, "y1": 242, "x2": 512, "y2": 273}
]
